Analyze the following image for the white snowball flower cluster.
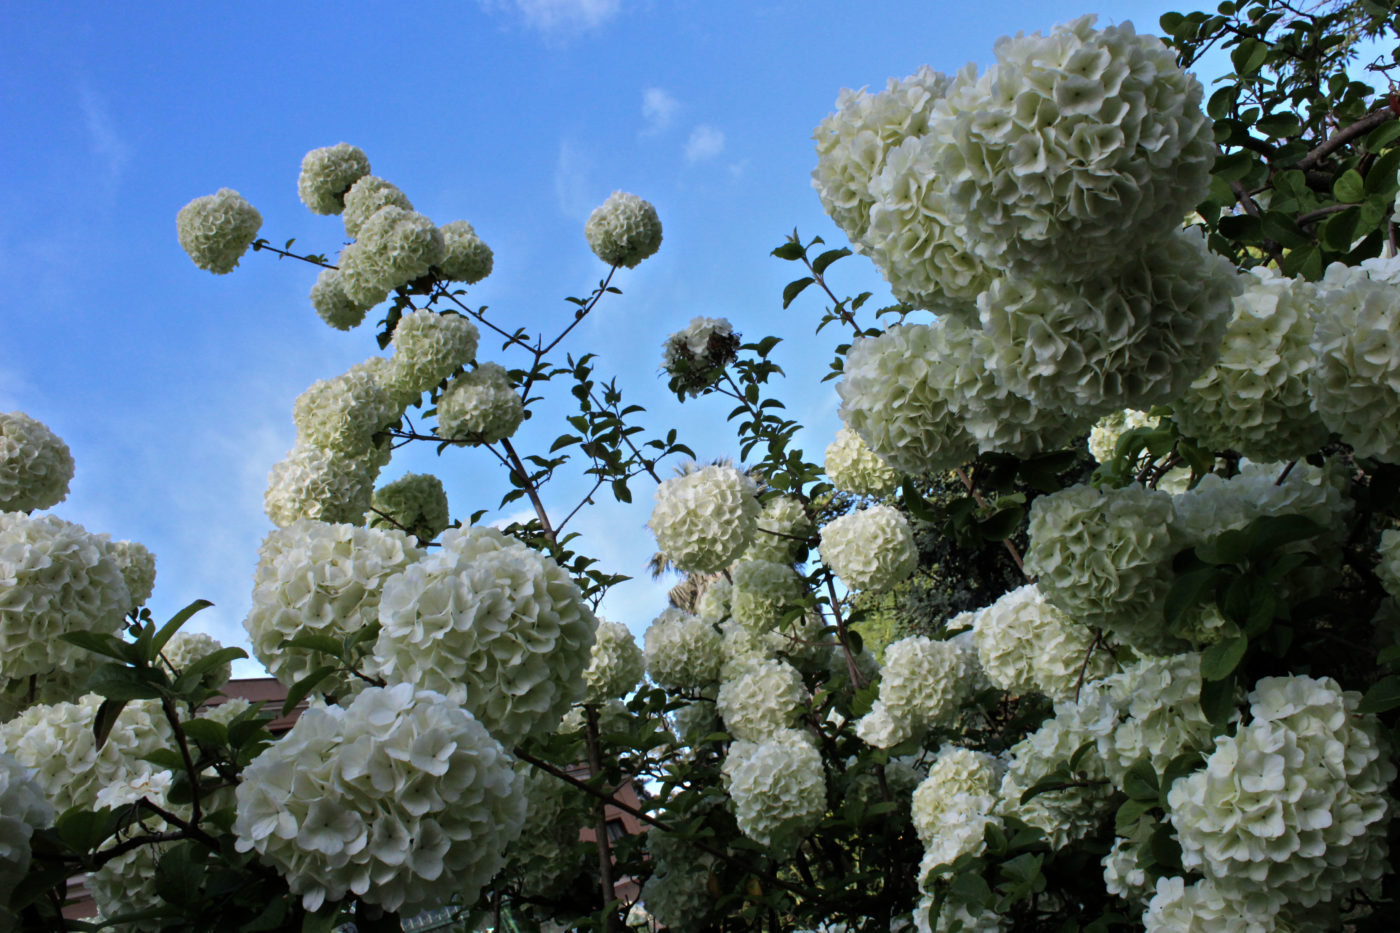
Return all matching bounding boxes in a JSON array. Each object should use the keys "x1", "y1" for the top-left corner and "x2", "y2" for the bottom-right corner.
[
  {"x1": 375, "y1": 525, "x2": 597, "y2": 741},
  {"x1": 90, "y1": 841, "x2": 169, "y2": 932},
  {"x1": 837, "y1": 323, "x2": 977, "y2": 474},
  {"x1": 723, "y1": 729, "x2": 826, "y2": 850},
  {"x1": 176, "y1": 188, "x2": 263, "y2": 274},
  {"x1": 695, "y1": 577, "x2": 732, "y2": 624},
  {"x1": 996, "y1": 705, "x2": 1115, "y2": 850},
  {"x1": 1377, "y1": 529, "x2": 1400, "y2": 601},
  {"x1": 292, "y1": 368, "x2": 401, "y2": 457},
  {"x1": 811, "y1": 65, "x2": 951, "y2": 246},
  {"x1": 0, "y1": 753, "x2": 50, "y2": 918},
  {"x1": 1026, "y1": 483, "x2": 1180, "y2": 653},
  {"x1": 369, "y1": 472, "x2": 451, "y2": 542},
  {"x1": 385, "y1": 309, "x2": 481, "y2": 400},
  {"x1": 159, "y1": 630, "x2": 231, "y2": 691},
  {"x1": 644, "y1": 608, "x2": 723, "y2": 689},
  {"x1": 233, "y1": 684, "x2": 526, "y2": 914},
  {"x1": 933, "y1": 17, "x2": 1213, "y2": 282},
  {"x1": 585, "y1": 191, "x2": 662, "y2": 268},
  {"x1": 640, "y1": 830, "x2": 720, "y2": 933},
  {"x1": 341, "y1": 175, "x2": 413, "y2": 238},
  {"x1": 309, "y1": 267, "x2": 373, "y2": 331},
  {"x1": 648, "y1": 464, "x2": 760, "y2": 574},
  {"x1": 744, "y1": 496, "x2": 812, "y2": 563},
  {"x1": 1310, "y1": 262, "x2": 1400, "y2": 462},
  {"x1": 662, "y1": 316, "x2": 740, "y2": 396},
  {"x1": 244, "y1": 519, "x2": 422, "y2": 698},
  {"x1": 855, "y1": 636, "x2": 966, "y2": 748},
  {"x1": 339, "y1": 206, "x2": 445, "y2": 307},
  {"x1": 972, "y1": 584, "x2": 1113, "y2": 701},
  {"x1": 824, "y1": 426, "x2": 900, "y2": 498},
  {"x1": 1174, "y1": 267, "x2": 1329, "y2": 461},
  {"x1": 1167, "y1": 674, "x2": 1394, "y2": 913},
  {"x1": 1088, "y1": 409, "x2": 1153, "y2": 466},
  {"x1": 102, "y1": 538, "x2": 156, "y2": 609},
  {"x1": 1142, "y1": 876, "x2": 1282, "y2": 933},
  {"x1": 264, "y1": 442, "x2": 386, "y2": 528},
  {"x1": 0, "y1": 695, "x2": 170, "y2": 813},
  {"x1": 297, "y1": 143, "x2": 370, "y2": 215},
  {"x1": 1172, "y1": 461, "x2": 1349, "y2": 552},
  {"x1": 916, "y1": 894, "x2": 1009, "y2": 933},
  {"x1": 436, "y1": 362, "x2": 524, "y2": 444},
  {"x1": 715, "y1": 657, "x2": 806, "y2": 742},
  {"x1": 583, "y1": 620, "x2": 645, "y2": 704},
  {"x1": 0, "y1": 513, "x2": 130, "y2": 681},
  {"x1": 438, "y1": 220, "x2": 494, "y2": 284},
  {"x1": 0, "y1": 411, "x2": 74, "y2": 513},
  {"x1": 818, "y1": 504, "x2": 917, "y2": 593},
  {"x1": 729, "y1": 559, "x2": 804, "y2": 634},
  {"x1": 979, "y1": 230, "x2": 1236, "y2": 418},
  {"x1": 911, "y1": 747, "x2": 1001, "y2": 882}
]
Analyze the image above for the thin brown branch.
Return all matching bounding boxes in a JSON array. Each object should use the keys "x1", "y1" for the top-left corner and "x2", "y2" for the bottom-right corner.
[
  {"x1": 1293, "y1": 106, "x2": 1396, "y2": 172},
  {"x1": 584, "y1": 708, "x2": 623, "y2": 932},
  {"x1": 953, "y1": 467, "x2": 1027, "y2": 578},
  {"x1": 500, "y1": 437, "x2": 557, "y2": 545}
]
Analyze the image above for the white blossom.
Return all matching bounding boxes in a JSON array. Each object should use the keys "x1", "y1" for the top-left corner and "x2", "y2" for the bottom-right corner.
[
  {"x1": 723, "y1": 729, "x2": 826, "y2": 850},
  {"x1": 716, "y1": 657, "x2": 806, "y2": 742},
  {"x1": 438, "y1": 220, "x2": 494, "y2": 284},
  {"x1": 436, "y1": 362, "x2": 523, "y2": 444},
  {"x1": 342, "y1": 175, "x2": 413, "y2": 238},
  {"x1": 818, "y1": 504, "x2": 917, "y2": 593},
  {"x1": 369, "y1": 472, "x2": 451, "y2": 542},
  {"x1": 585, "y1": 191, "x2": 662, "y2": 268},
  {"x1": 1310, "y1": 262, "x2": 1400, "y2": 462},
  {"x1": 292, "y1": 367, "x2": 402, "y2": 457},
  {"x1": 339, "y1": 207, "x2": 445, "y2": 307},
  {"x1": 644, "y1": 608, "x2": 723, "y2": 689},
  {"x1": 972, "y1": 584, "x2": 1113, "y2": 701},
  {"x1": 855, "y1": 636, "x2": 967, "y2": 748},
  {"x1": 648, "y1": 465, "x2": 760, "y2": 574},
  {"x1": 384, "y1": 309, "x2": 481, "y2": 400},
  {"x1": 583, "y1": 620, "x2": 645, "y2": 704},
  {"x1": 176, "y1": 188, "x2": 262, "y2": 274},
  {"x1": 264, "y1": 442, "x2": 387, "y2": 528},
  {"x1": 0, "y1": 411, "x2": 74, "y2": 513},
  {"x1": 297, "y1": 143, "x2": 370, "y2": 215},
  {"x1": 824, "y1": 426, "x2": 900, "y2": 498}
]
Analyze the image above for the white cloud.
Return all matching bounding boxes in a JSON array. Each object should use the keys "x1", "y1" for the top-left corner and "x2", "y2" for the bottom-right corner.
[
  {"x1": 553, "y1": 139, "x2": 597, "y2": 219},
  {"x1": 481, "y1": 0, "x2": 621, "y2": 35},
  {"x1": 77, "y1": 82, "x2": 130, "y2": 180},
  {"x1": 684, "y1": 125, "x2": 725, "y2": 162},
  {"x1": 641, "y1": 87, "x2": 679, "y2": 135}
]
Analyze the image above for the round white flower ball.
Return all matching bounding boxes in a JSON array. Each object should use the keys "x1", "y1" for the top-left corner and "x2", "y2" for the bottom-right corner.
[
  {"x1": 972, "y1": 584, "x2": 1113, "y2": 701},
  {"x1": 818, "y1": 504, "x2": 917, "y2": 593},
  {"x1": 585, "y1": 191, "x2": 662, "y2": 268},
  {"x1": 836, "y1": 323, "x2": 978, "y2": 475},
  {"x1": 723, "y1": 729, "x2": 826, "y2": 850},
  {"x1": 855, "y1": 635, "x2": 966, "y2": 748},
  {"x1": 0, "y1": 513, "x2": 130, "y2": 682},
  {"x1": 293, "y1": 368, "x2": 401, "y2": 457},
  {"x1": 297, "y1": 143, "x2": 370, "y2": 215},
  {"x1": 0, "y1": 412, "x2": 74, "y2": 513},
  {"x1": 309, "y1": 267, "x2": 372, "y2": 331},
  {"x1": 647, "y1": 465, "x2": 760, "y2": 574},
  {"x1": 583, "y1": 620, "x2": 645, "y2": 704},
  {"x1": 244, "y1": 519, "x2": 422, "y2": 699},
  {"x1": 436, "y1": 362, "x2": 524, "y2": 444},
  {"x1": 662, "y1": 316, "x2": 740, "y2": 396},
  {"x1": 824, "y1": 426, "x2": 900, "y2": 498},
  {"x1": 912, "y1": 747, "x2": 1000, "y2": 879},
  {"x1": 339, "y1": 206, "x2": 445, "y2": 306},
  {"x1": 695, "y1": 578, "x2": 732, "y2": 624},
  {"x1": 744, "y1": 496, "x2": 813, "y2": 564},
  {"x1": 1088, "y1": 409, "x2": 1154, "y2": 466},
  {"x1": 438, "y1": 220, "x2": 494, "y2": 284},
  {"x1": 341, "y1": 175, "x2": 413, "y2": 238},
  {"x1": 1026, "y1": 483, "x2": 1180, "y2": 653},
  {"x1": 264, "y1": 443, "x2": 386, "y2": 528},
  {"x1": 369, "y1": 472, "x2": 451, "y2": 542},
  {"x1": 99, "y1": 538, "x2": 156, "y2": 610},
  {"x1": 233, "y1": 684, "x2": 526, "y2": 915},
  {"x1": 995, "y1": 708, "x2": 1114, "y2": 850},
  {"x1": 715, "y1": 657, "x2": 807, "y2": 742},
  {"x1": 1310, "y1": 264, "x2": 1400, "y2": 462},
  {"x1": 385, "y1": 309, "x2": 481, "y2": 399},
  {"x1": 931, "y1": 16, "x2": 1214, "y2": 282},
  {"x1": 374, "y1": 525, "x2": 598, "y2": 741},
  {"x1": 644, "y1": 608, "x2": 723, "y2": 690},
  {"x1": 1174, "y1": 267, "x2": 1329, "y2": 461},
  {"x1": 159, "y1": 630, "x2": 231, "y2": 692},
  {"x1": 176, "y1": 188, "x2": 263, "y2": 274},
  {"x1": 729, "y1": 558, "x2": 804, "y2": 635}
]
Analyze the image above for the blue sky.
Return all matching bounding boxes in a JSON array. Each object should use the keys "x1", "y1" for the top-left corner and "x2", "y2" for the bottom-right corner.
[{"x1": 1, "y1": 0, "x2": 1193, "y2": 674}]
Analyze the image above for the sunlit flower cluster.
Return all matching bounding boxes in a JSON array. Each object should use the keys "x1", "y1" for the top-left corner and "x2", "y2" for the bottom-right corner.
[
  {"x1": 102, "y1": 537, "x2": 156, "y2": 610},
  {"x1": 1310, "y1": 263, "x2": 1400, "y2": 462},
  {"x1": 375, "y1": 525, "x2": 597, "y2": 740},
  {"x1": 293, "y1": 368, "x2": 401, "y2": 457},
  {"x1": 0, "y1": 411, "x2": 74, "y2": 513},
  {"x1": 855, "y1": 636, "x2": 966, "y2": 748},
  {"x1": 342, "y1": 175, "x2": 413, "y2": 238},
  {"x1": 912, "y1": 747, "x2": 1001, "y2": 881},
  {"x1": 583, "y1": 620, "x2": 645, "y2": 704},
  {"x1": 438, "y1": 220, "x2": 494, "y2": 284},
  {"x1": 233, "y1": 684, "x2": 526, "y2": 914},
  {"x1": 729, "y1": 558, "x2": 804, "y2": 634},
  {"x1": 972, "y1": 584, "x2": 1112, "y2": 701},
  {"x1": 745, "y1": 496, "x2": 812, "y2": 563},
  {"x1": 716, "y1": 657, "x2": 806, "y2": 742},
  {"x1": 824, "y1": 426, "x2": 900, "y2": 498},
  {"x1": 585, "y1": 191, "x2": 663, "y2": 268},
  {"x1": 384, "y1": 310, "x2": 481, "y2": 400},
  {"x1": 245, "y1": 519, "x2": 421, "y2": 698},
  {"x1": 297, "y1": 143, "x2": 370, "y2": 215},
  {"x1": 436, "y1": 362, "x2": 524, "y2": 444},
  {"x1": 723, "y1": 729, "x2": 826, "y2": 849},
  {"x1": 339, "y1": 207, "x2": 445, "y2": 307},
  {"x1": 818, "y1": 504, "x2": 917, "y2": 592},
  {"x1": 369, "y1": 472, "x2": 451, "y2": 542},
  {"x1": 176, "y1": 188, "x2": 263, "y2": 274},
  {"x1": 264, "y1": 442, "x2": 387, "y2": 528},
  {"x1": 644, "y1": 608, "x2": 723, "y2": 689},
  {"x1": 648, "y1": 464, "x2": 760, "y2": 574},
  {"x1": 663, "y1": 316, "x2": 740, "y2": 396}
]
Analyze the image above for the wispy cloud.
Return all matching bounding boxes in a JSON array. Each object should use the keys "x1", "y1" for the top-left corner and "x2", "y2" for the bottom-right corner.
[
  {"x1": 77, "y1": 82, "x2": 130, "y2": 181},
  {"x1": 480, "y1": 0, "x2": 621, "y2": 36},
  {"x1": 684, "y1": 125, "x2": 725, "y2": 162},
  {"x1": 553, "y1": 139, "x2": 596, "y2": 219},
  {"x1": 641, "y1": 88, "x2": 679, "y2": 135}
]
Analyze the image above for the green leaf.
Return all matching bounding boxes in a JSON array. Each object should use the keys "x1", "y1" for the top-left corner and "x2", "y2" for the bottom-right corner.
[
  {"x1": 1357, "y1": 675, "x2": 1400, "y2": 714},
  {"x1": 1197, "y1": 528, "x2": 1251, "y2": 566},
  {"x1": 1230, "y1": 37, "x2": 1268, "y2": 75},
  {"x1": 1334, "y1": 169, "x2": 1366, "y2": 204},
  {"x1": 56, "y1": 807, "x2": 116, "y2": 853},
  {"x1": 1115, "y1": 798, "x2": 1154, "y2": 836},
  {"x1": 155, "y1": 842, "x2": 206, "y2": 908},
  {"x1": 1201, "y1": 633, "x2": 1248, "y2": 681},
  {"x1": 1165, "y1": 567, "x2": 1220, "y2": 626},
  {"x1": 771, "y1": 241, "x2": 805, "y2": 261},
  {"x1": 782, "y1": 277, "x2": 815, "y2": 309},
  {"x1": 611, "y1": 478, "x2": 632, "y2": 504},
  {"x1": 58, "y1": 631, "x2": 135, "y2": 665},
  {"x1": 1255, "y1": 112, "x2": 1301, "y2": 138},
  {"x1": 948, "y1": 871, "x2": 994, "y2": 909},
  {"x1": 151, "y1": 599, "x2": 213, "y2": 657},
  {"x1": 87, "y1": 663, "x2": 169, "y2": 702},
  {"x1": 92, "y1": 698, "x2": 129, "y2": 750},
  {"x1": 901, "y1": 478, "x2": 938, "y2": 523},
  {"x1": 172, "y1": 647, "x2": 248, "y2": 694},
  {"x1": 1321, "y1": 206, "x2": 1362, "y2": 251},
  {"x1": 1365, "y1": 149, "x2": 1400, "y2": 196},
  {"x1": 811, "y1": 247, "x2": 851, "y2": 275},
  {"x1": 1364, "y1": 122, "x2": 1400, "y2": 152},
  {"x1": 302, "y1": 906, "x2": 342, "y2": 933},
  {"x1": 283, "y1": 665, "x2": 337, "y2": 717},
  {"x1": 1122, "y1": 759, "x2": 1159, "y2": 802},
  {"x1": 1213, "y1": 150, "x2": 1255, "y2": 182},
  {"x1": 1200, "y1": 673, "x2": 1237, "y2": 727},
  {"x1": 180, "y1": 717, "x2": 229, "y2": 747},
  {"x1": 976, "y1": 505, "x2": 1025, "y2": 541}
]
